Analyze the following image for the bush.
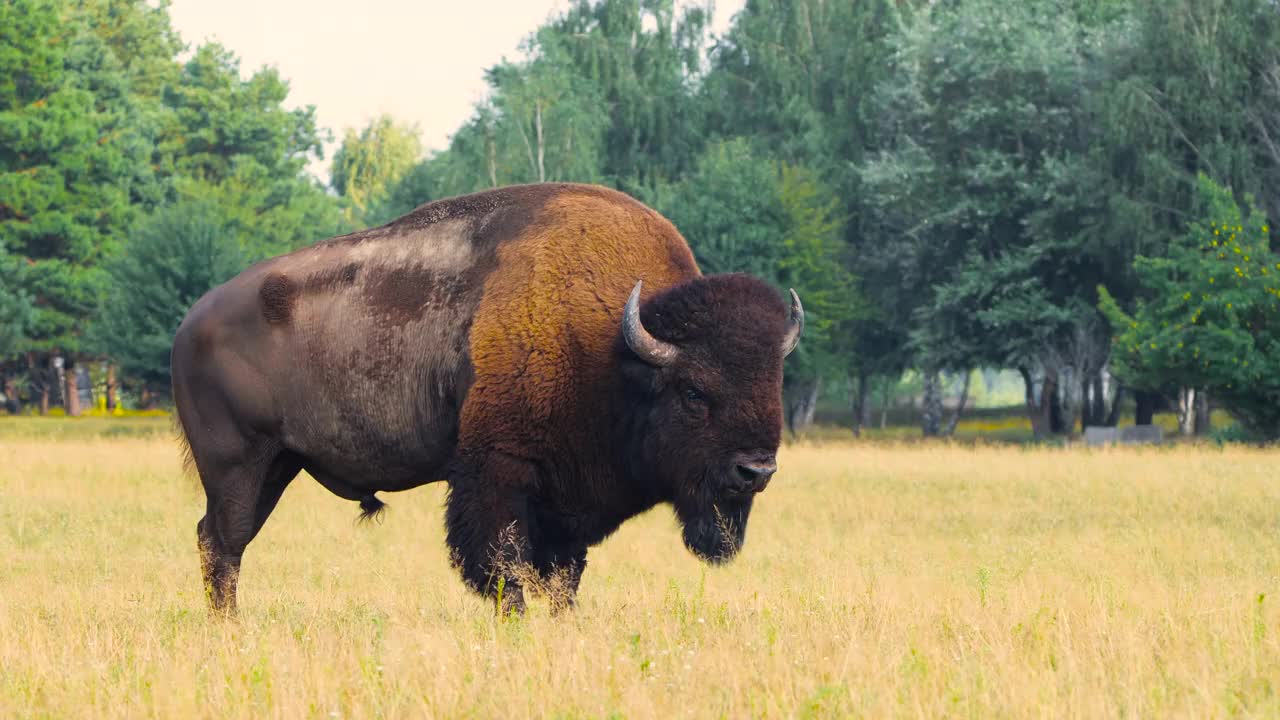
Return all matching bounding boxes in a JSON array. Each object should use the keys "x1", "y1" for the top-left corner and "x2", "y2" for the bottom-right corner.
[{"x1": 1101, "y1": 176, "x2": 1280, "y2": 440}]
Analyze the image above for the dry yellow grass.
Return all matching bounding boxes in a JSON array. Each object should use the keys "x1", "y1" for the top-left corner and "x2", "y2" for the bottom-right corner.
[{"x1": 1, "y1": 432, "x2": 1278, "y2": 718}]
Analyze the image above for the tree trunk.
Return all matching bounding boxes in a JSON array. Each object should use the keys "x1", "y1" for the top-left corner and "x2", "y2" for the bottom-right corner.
[
  {"x1": 1020, "y1": 366, "x2": 1051, "y2": 439},
  {"x1": 851, "y1": 371, "x2": 870, "y2": 437},
  {"x1": 1090, "y1": 372, "x2": 1106, "y2": 427},
  {"x1": 942, "y1": 370, "x2": 972, "y2": 437},
  {"x1": 1047, "y1": 369, "x2": 1065, "y2": 434},
  {"x1": 880, "y1": 379, "x2": 892, "y2": 430},
  {"x1": 1194, "y1": 391, "x2": 1211, "y2": 435},
  {"x1": 2, "y1": 372, "x2": 19, "y2": 414},
  {"x1": 64, "y1": 359, "x2": 80, "y2": 417},
  {"x1": 800, "y1": 381, "x2": 819, "y2": 427},
  {"x1": 1080, "y1": 373, "x2": 1095, "y2": 430},
  {"x1": 1134, "y1": 390, "x2": 1158, "y2": 426},
  {"x1": 1175, "y1": 387, "x2": 1197, "y2": 436},
  {"x1": 51, "y1": 354, "x2": 65, "y2": 410},
  {"x1": 1105, "y1": 385, "x2": 1124, "y2": 427},
  {"x1": 105, "y1": 362, "x2": 118, "y2": 411},
  {"x1": 921, "y1": 369, "x2": 942, "y2": 438},
  {"x1": 139, "y1": 384, "x2": 154, "y2": 411},
  {"x1": 28, "y1": 352, "x2": 48, "y2": 415},
  {"x1": 785, "y1": 378, "x2": 821, "y2": 436}
]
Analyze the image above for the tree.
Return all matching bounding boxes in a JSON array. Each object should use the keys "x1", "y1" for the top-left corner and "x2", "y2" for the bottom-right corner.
[
  {"x1": 0, "y1": 253, "x2": 33, "y2": 413},
  {"x1": 89, "y1": 199, "x2": 245, "y2": 391},
  {"x1": 331, "y1": 114, "x2": 423, "y2": 221},
  {"x1": 542, "y1": 0, "x2": 712, "y2": 189},
  {"x1": 1101, "y1": 175, "x2": 1280, "y2": 440},
  {"x1": 861, "y1": 0, "x2": 1108, "y2": 437},
  {"x1": 0, "y1": 0, "x2": 153, "y2": 355},
  {"x1": 483, "y1": 47, "x2": 608, "y2": 187},
  {"x1": 0, "y1": 254, "x2": 31, "y2": 357}
]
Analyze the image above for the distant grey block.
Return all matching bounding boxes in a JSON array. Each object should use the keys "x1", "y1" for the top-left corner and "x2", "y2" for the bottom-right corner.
[
  {"x1": 1084, "y1": 426, "x2": 1118, "y2": 447},
  {"x1": 1119, "y1": 424, "x2": 1164, "y2": 445}
]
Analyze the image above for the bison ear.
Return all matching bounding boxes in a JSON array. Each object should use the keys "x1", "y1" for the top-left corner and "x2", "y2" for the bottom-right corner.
[
  {"x1": 781, "y1": 288, "x2": 804, "y2": 357},
  {"x1": 623, "y1": 281, "x2": 680, "y2": 367}
]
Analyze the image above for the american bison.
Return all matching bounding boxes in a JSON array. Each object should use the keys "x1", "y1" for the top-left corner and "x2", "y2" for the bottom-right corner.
[{"x1": 171, "y1": 183, "x2": 802, "y2": 614}]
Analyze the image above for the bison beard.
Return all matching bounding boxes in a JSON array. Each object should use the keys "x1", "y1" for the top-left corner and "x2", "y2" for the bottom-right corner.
[{"x1": 679, "y1": 496, "x2": 752, "y2": 564}]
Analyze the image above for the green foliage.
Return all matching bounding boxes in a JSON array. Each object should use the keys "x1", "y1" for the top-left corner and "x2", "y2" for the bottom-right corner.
[
  {"x1": 0, "y1": 253, "x2": 33, "y2": 357},
  {"x1": 542, "y1": 0, "x2": 711, "y2": 187},
  {"x1": 1101, "y1": 0, "x2": 1280, "y2": 240},
  {"x1": 647, "y1": 139, "x2": 861, "y2": 378},
  {"x1": 0, "y1": 0, "x2": 147, "y2": 351},
  {"x1": 1, "y1": 0, "x2": 341, "y2": 374},
  {"x1": 862, "y1": 0, "x2": 1106, "y2": 374},
  {"x1": 158, "y1": 43, "x2": 325, "y2": 187},
  {"x1": 89, "y1": 200, "x2": 245, "y2": 385},
  {"x1": 330, "y1": 115, "x2": 423, "y2": 220},
  {"x1": 1101, "y1": 176, "x2": 1280, "y2": 439}
]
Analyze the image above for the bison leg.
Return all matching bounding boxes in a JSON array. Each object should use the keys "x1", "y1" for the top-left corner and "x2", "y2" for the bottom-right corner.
[
  {"x1": 197, "y1": 451, "x2": 301, "y2": 615},
  {"x1": 532, "y1": 544, "x2": 587, "y2": 614},
  {"x1": 445, "y1": 453, "x2": 539, "y2": 615}
]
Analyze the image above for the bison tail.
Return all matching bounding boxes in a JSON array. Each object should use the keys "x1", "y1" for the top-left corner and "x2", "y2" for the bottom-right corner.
[
  {"x1": 172, "y1": 414, "x2": 197, "y2": 479},
  {"x1": 358, "y1": 494, "x2": 387, "y2": 524}
]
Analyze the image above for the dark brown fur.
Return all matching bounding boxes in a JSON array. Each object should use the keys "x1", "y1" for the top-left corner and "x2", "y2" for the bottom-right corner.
[
  {"x1": 258, "y1": 273, "x2": 298, "y2": 325},
  {"x1": 171, "y1": 183, "x2": 796, "y2": 615}
]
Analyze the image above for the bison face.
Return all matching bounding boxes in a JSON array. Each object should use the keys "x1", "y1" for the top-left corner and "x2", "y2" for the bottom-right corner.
[{"x1": 617, "y1": 274, "x2": 803, "y2": 564}]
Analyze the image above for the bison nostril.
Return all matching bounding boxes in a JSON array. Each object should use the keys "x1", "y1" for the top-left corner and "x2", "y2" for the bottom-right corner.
[{"x1": 734, "y1": 462, "x2": 777, "y2": 490}]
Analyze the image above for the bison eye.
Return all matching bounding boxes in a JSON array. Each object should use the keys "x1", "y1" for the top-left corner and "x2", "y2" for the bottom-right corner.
[{"x1": 683, "y1": 387, "x2": 707, "y2": 405}]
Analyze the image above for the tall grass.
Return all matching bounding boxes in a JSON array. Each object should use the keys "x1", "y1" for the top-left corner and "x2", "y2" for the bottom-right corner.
[{"x1": 1, "y1": 432, "x2": 1277, "y2": 717}]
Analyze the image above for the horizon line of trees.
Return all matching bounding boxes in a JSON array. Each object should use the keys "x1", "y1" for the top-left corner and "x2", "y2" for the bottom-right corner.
[{"x1": 3, "y1": 0, "x2": 1279, "y2": 441}]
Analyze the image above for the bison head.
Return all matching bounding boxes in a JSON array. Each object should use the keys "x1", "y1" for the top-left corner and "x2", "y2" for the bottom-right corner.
[{"x1": 617, "y1": 274, "x2": 802, "y2": 564}]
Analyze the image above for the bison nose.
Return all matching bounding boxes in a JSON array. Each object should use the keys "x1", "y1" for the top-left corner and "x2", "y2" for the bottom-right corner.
[{"x1": 734, "y1": 462, "x2": 777, "y2": 492}]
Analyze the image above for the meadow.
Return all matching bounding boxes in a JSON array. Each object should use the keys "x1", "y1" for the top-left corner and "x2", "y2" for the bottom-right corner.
[{"x1": 1, "y1": 418, "x2": 1278, "y2": 718}]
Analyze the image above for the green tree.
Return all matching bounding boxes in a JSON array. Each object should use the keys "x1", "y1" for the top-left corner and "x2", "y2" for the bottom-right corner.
[
  {"x1": 0, "y1": 0, "x2": 156, "y2": 354},
  {"x1": 542, "y1": 0, "x2": 711, "y2": 188},
  {"x1": 0, "y1": 253, "x2": 31, "y2": 412},
  {"x1": 1101, "y1": 175, "x2": 1280, "y2": 440},
  {"x1": 331, "y1": 114, "x2": 423, "y2": 221},
  {"x1": 151, "y1": 41, "x2": 346, "y2": 254},
  {"x1": 861, "y1": 0, "x2": 1107, "y2": 436},
  {"x1": 0, "y1": 253, "x2": 32, "y2": 358},
  {"x1": 90, "y1": 199, "x2": 245, "y2": 389}
]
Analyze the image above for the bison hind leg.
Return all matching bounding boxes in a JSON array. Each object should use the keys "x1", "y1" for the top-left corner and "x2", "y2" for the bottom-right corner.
[{"x1": 357, "y1": 494, "x2": 387, "y2": 524}]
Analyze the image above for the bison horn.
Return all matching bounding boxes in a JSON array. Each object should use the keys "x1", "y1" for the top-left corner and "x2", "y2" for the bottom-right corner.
[
  {"x1": 782, "y1": 288, "x2": 804, "y2": 357},
  {"x1": 623, "y1": 281, "x2": 680, "y2": 367}
]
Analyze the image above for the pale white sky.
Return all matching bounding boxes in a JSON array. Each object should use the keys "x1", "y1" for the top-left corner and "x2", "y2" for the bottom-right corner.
[{"x1": 167, "y1": 0, "x2": 745, "y2": 180}]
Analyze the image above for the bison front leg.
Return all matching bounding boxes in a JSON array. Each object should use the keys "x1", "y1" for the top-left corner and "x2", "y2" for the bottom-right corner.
[
  {"x1": 445, "y1": 453, "x2": 538, "y2": 616},
  {"x1": 532, "y1": 544, "x2": 587, "y2": 615}
]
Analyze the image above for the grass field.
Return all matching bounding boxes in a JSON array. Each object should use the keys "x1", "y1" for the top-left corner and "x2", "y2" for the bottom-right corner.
[{"x1": 1, "y1": 420, "x2": 1278, "y2": 718}]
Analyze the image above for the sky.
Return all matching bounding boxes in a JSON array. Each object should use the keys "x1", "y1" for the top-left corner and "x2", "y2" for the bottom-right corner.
[{"x1": 166, "y1": 0, "x2": 746, "y2": 179}]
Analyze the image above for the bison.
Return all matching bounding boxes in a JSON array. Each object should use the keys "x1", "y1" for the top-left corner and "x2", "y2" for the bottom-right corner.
[{"x1": 172, "y1": 183, "x2": 802, "y2": 614}]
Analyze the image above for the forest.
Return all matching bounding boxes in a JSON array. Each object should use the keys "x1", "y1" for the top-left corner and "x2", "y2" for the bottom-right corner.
[{"x1": 2, "y1": 0, "x2": 1279, "y2": 441}]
